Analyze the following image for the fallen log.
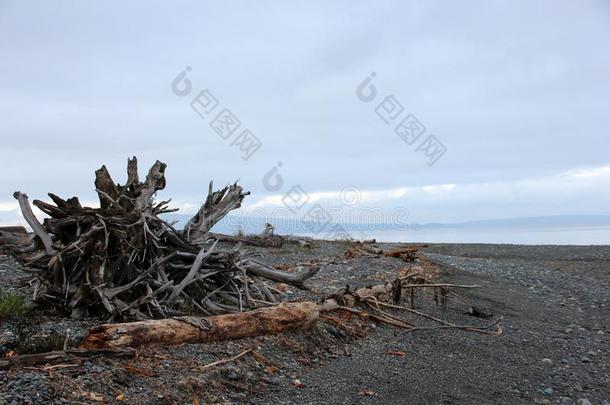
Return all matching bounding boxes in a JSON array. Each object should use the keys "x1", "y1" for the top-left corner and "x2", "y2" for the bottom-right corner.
[
  {"x1": 0, "y1": 347, "x2": 135, "y2": 370},
  {"x1": 210, "y1": 232, "x2": 284, "y2": 248},
  {"x1": 81, "y1": 274, "x2": 501, "y2": 349},
  {"x1": 239, "y1": 260, "x2": 319, "y2": 289},
  {"x1": 0, "y1": 226, "x2": 27, "y2": 234},
  {"x1": 344, "y1": 242, "x2": 384, "y2": 258},
  {"x1": 80, "y1": 289, "x2": 383, "y2": 349},
  {"x1": 82, "y1": 302, "x2": 319, "y2": 348},
  {"x1": 208, "y1": 223, "x2": 300, "y2": 248},
  {"x1": 0, "y1": 351, "x2": 81, "y2": 370},
  {"x1": 384, "y1": 245, "x2": 419, "y2": 262},
  {"x1": 81, "y1": 282, "x2": 397, "y2": 348},
  {"x1": 344, "y1": 243, "x2": 422, "y2": 263},
  {"x1": 0, "y1": 229, "x2": 32, "y2": 254}
]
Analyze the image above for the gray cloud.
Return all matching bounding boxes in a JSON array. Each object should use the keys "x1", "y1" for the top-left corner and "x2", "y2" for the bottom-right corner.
[{"x1": 0, "y1": 0, "x2": 608, "y2": 225}]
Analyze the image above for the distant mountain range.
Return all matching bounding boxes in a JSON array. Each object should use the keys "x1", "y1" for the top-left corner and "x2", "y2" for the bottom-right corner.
[
  {"x1": 415, "y1": 215, "x2": 610, "y2": 230},
  {"x1": 197, "y1": 214, "x2": 610, "y2": 235}
]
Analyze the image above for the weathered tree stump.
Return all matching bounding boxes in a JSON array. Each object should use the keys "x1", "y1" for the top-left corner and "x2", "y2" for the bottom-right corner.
[{"x1": 5, "y1": 157, "x2": 318, "y2": 321}]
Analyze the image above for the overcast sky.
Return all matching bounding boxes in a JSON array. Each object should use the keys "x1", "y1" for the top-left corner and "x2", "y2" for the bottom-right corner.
[{"x1": 1, "y1": 0, "x2": 609, "y2": 227}]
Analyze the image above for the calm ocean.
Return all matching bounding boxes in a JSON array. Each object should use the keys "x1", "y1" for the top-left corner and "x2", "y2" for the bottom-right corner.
[{"x1": 298, "y1": 225, "x2": 610, "y2": 245}]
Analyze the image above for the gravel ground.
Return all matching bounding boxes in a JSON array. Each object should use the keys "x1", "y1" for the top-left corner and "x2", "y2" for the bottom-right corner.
[{"x1": 0, "y1": 242, "x2": 608, "y2": 404}]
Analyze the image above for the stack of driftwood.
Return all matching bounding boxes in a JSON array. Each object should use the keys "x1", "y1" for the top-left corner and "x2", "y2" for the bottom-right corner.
[
  {"x1": 6, "y1": 158, "x2": 318, "y2": 321},
  {"x1": 1, "y1": 157, "x2": 501, "y2": 357}
]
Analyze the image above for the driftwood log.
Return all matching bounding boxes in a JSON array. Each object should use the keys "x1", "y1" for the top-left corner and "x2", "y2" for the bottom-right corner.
[
  {"x1": 5, "y1": 158, "x2": 318, "y2": 321},
  {"x1": 0, "y1": 348, "x2": 135, "y2": 370},
  {"x1": 0, "y1": 226, "x2": 30, "y2": 254},
  {"x1": 208, "y1": 224, "x2": 311, "y2": 248},
  {"x1": 81, "y1": 282, "x2": 397, "y2": 348},
  {"x1": 0, "y1": 226, "x2": 27, "y2": 234},
  {"x1": 2, "y1": 157, "x2": 502, "y2": 362},
  {"x1": 345, "y1": 242, "x2": 424, "y2": 263},
  {"x1": 82, "y1": 302, "x2": 319, "y2": 348},
  {"x1": 82, "y1": 272, "x2": 501, "y2": 349},
  {"x1": 210, "y1": 232, "x2": 284, "y2": 248}
]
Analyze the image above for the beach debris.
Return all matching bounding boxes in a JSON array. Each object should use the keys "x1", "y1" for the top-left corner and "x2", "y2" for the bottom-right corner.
[
  {"x1": 344, "y1": 242, "x2": 425, "y2": 262},
  {"x1": 383, "y1": 245, "x2": 420, "y2": 262},
  {"x1": 0, "y1": 226, "x2": 30, "y2": 254},
  {"x1": 344, "y1": 242, "x2": 384, "y2": 258},
  {"x1": 0, "y1": 347, "x2": 135, "y2": 370},
  {"x1": 209, "y1": 228, "x2": 284, "y2": 248},
  {"x1": 1, "y1": 157, "x2": 502, "y2": 363},
  {"x1": 80, "y1": 274, "x2": 500, "y2": 350},
  {"x1": 5, "y1": 157, "x2": 318, "y2": 320}
]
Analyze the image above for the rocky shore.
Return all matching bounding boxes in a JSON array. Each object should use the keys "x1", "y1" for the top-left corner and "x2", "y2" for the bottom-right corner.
[{"x1": 0, "y1": 242, "x2": 608, "y2": 404}]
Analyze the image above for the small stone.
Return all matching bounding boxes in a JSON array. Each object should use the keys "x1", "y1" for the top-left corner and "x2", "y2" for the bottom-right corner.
[
  {"x1": 542, "y1": 387, "x2": 554, "y2": 396},
  {"x1": 541, "y1": 358, "x2": 553, "y2": 366},
  {"x1": 576, "y1": 399, "x2": 592, "y2": 405},
  {"x1": 580, "y1": 356, "x2": 591, "y2": 363},
  {"x1": 597, "y1": 330, "x2": 605, "y2": 335},
  {"x1": 0, "y1": 331, "x2": 16, "y2": 345},
  {"x1": 219, "y1": 365, "x2": 240, "y2": 381},
  {"x1": 559, "y1": 397, "x2": 574, "y2": 405},
  {"x1": 586, "y1": 350, "x2": 596, "y2": 356}
]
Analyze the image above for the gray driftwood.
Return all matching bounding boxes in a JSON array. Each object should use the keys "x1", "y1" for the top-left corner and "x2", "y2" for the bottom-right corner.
[{"x1": 6, "y1": 157, "x2": 317, "y2": 321}]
